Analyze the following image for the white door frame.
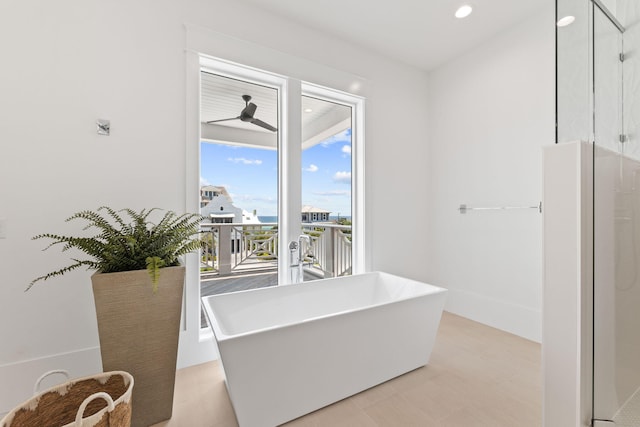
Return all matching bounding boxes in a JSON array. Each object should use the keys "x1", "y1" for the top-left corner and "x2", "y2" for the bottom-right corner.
[{"x1": 181, "y1": 26, "x2": 366, "y2": 368}]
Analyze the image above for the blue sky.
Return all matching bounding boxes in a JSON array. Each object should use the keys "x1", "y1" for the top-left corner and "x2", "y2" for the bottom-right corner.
[{"x1": 201, "y1": 128, "x2": 352, "y2": 217}]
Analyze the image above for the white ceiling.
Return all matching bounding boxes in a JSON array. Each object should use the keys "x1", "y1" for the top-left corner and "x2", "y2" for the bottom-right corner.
[
  {"x1": 234, "y1": 0, "x2": 549, "y2": 71},
  {"x1": 201, "y1": 72, "x2": 351, "y2": 148},
  {"x1": 201, "y1": 71, "x2": 279, "y2": 134},
  {"x1": 201, "y1": 0, "x2": 548, "y2": 147}
]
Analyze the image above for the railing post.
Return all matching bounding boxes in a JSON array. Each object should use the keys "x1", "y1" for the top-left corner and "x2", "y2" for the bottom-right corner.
[
  {"x1": 323, "y1": 227, "x2": 334, "y2": 278},
  {"x1": 218, "y1": 224, "x2": 232, "y2": 275}
]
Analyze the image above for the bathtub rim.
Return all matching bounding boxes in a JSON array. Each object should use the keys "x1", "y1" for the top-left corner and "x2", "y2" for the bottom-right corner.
[{"x1": 201, "y1": 271, "x2": 447, "y2": 342}]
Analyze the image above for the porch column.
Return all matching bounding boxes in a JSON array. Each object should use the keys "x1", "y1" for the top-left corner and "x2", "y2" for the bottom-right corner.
[{"x1": 218, "y1": 224, "x2": 232, "y2": 275}]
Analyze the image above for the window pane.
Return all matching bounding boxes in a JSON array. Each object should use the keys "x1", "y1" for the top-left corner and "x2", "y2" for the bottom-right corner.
[{"x1": 301, "y1": 95, "x2": 353, "y2": 280}]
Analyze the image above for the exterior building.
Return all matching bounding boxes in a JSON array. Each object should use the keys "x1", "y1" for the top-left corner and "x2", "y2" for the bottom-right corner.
[
  {"x1": 200, "y1": 185, "x2": 229, "y2": 207},
  {"x1": 201, "y1": 185, "x2": 260, "y2": 224},
  {"x1": 301, "y1": 205, "x2": 331, "y2": 222},
  {"x1": 201, "y1": 188, "x2": 331, "y2": 224}
]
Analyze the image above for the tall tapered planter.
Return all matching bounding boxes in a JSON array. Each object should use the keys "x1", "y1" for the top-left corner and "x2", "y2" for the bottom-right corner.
[{"x1": 91, "y1": 266, "x2": 185, "y2": 427}]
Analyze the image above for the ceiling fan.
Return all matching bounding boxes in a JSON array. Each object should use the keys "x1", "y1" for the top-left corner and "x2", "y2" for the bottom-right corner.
[{"x1": 206, "y1": 94, "x2": 277, "y2": 132}]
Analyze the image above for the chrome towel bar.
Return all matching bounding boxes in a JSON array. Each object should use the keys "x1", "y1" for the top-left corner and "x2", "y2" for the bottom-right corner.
[{"x1": 459, "y1": 202, "x2": 542, "y2": 214}]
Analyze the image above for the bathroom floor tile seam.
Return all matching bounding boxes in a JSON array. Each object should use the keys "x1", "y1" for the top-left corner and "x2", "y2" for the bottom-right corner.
[{"x1": 151, "y1": 311, "x2": 542, "y2": 427}]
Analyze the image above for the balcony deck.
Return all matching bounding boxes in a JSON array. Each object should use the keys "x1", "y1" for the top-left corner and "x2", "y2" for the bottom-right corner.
[
  {"x1": 202, "y1": 271, "x2": 278, "y2": 295},
  {"x1": 199, "y1": 222, "x2": 352, "y2": 327},
  {"x1": 200, "y1": 270, "x2": 319, "y2": 327}
]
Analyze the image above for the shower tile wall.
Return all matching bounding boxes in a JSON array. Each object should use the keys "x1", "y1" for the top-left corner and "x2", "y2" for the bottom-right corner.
[
  {"x1": 592, "y1": 2, "x2": 640, "y2": 422},
  {"x1": 621, "y1": 2, "x2": 640, "y2": 159},
  {"x1": 594, "y1": 145, "x2": 640, "y2": 423}
]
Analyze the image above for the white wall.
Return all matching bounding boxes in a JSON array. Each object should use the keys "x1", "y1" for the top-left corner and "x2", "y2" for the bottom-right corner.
[
  {"x1": 0, "y1": 0, "x2": 556, "y2": 415},
  {"x1": 542, "y1": 142, "x2": 593, "y2": 427},
  {"x1": 425, "y1": 7, "x2": 555, "y2": 342},
  {"x1": 0, "y1": 0, "x2": 430, "y2": 414}
]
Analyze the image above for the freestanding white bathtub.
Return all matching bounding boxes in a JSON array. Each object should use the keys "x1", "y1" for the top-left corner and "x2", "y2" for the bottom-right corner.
[{"x1": 201, "y1": 271, "x2": 447, "y2": 427}]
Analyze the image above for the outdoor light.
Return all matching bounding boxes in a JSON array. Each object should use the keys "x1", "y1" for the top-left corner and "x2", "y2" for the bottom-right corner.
[
  {"x1": 455, "y1": 5, "x2": 473, "y2": 19},
  {"x1": 556, "y1": 15, "x2": 575, "y2": 27}
]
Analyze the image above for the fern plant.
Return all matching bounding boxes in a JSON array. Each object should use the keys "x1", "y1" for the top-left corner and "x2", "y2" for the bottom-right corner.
[{"x1": 28, "y1": 207, "x2": 204, "y2": 291}]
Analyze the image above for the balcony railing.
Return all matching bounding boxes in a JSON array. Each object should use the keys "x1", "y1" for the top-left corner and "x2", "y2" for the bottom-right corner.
[
  {"x1": 200, "y1": 222, "x2": 352, "y2": 280},
  {"x1": 303, "y1": 223, "x2": 352, "y2": 278}
]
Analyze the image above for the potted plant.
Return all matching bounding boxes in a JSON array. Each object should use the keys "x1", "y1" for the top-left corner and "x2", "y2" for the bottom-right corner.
[{"x1": 29, "y1": 207, "x2": 203, "y2": 427}]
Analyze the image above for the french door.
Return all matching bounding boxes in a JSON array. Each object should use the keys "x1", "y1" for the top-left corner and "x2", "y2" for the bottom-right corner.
[
  {"x1": 180, "y1": 43, "x2": 364, "y2": 367},
  {"x1": 199, "y1": 57, "x2": 363, "y2": 287}
]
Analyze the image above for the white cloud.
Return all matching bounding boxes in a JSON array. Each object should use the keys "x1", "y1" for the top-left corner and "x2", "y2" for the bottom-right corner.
[
  {"x1": 227, "y1": 157, "x2": 263, "y2": 165},
  {"x1": 313, "y1": 190, "x2": 350, "y2": 197},
  {"x1": 201, "y1": 179, "x2": 233, "y2": 190},
  {"x1": 321, "y1": 129, "x2": 352, "y2": 147},
  {"x1": 342, "y1": 145, "x2": 351, "y2": 155},
  {"x1": 333, "y1": 171, "x2": 351, "y2": 184},
  {"x1": 304, "y1": 164, "x2": 319, "y2": 172},
  {"x1": 233, "y1": 194, "x2": 277, "y2": 204}
]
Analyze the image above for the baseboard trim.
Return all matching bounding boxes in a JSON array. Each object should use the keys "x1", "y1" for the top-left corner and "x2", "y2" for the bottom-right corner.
[
  {"x1": 444, "y1": 287, "x2": 541, "y2": 342},
  {"x1": 0, "y1": 347, "x2": 102, "y2": 415}
]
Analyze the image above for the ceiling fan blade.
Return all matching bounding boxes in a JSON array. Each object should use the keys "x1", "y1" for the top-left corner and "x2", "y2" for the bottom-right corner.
[
  {"x1": 250, "y1": 118, "x2": 278, "y2": 132},
  {"x1": 240, "y1": 103, "x2": 258, "y2": 121},
  {"x1": 206, "y1": 116, "x2": 240, "y2": 124},
  {"x1": 207, "y1": 97, "x2": 275, "y2": 131}
]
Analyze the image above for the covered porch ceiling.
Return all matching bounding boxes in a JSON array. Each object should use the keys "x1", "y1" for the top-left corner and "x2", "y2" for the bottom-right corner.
[{"x1": 200, "y1": 71, "x2": 351, "y2": 150}]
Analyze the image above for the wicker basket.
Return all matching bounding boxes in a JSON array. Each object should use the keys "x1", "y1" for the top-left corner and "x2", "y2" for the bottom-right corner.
[{"x1": 1, "y1": 370, "x2": 134, "y2": 427}]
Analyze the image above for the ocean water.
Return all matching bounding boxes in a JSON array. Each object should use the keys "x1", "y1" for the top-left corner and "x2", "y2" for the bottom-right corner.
[{"x1": 258, "y1": 216, "x2": 278, "y2": 223}]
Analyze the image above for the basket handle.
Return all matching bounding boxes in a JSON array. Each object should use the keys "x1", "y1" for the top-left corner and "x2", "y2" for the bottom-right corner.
[
  {"x1": 74, "y1": 392, "x2": 115, "y2": 426},
  {"x1": 33, "y1": 369, "x2": 70, "y2": 395}
]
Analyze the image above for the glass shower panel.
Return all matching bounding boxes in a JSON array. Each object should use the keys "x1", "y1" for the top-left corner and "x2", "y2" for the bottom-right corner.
[
  {"x1": 557, "y1": 0, "x2": 592, "y2": 144},
  {"x1": 594, "y1": 5, "x2": 623, "y2": 152},
  {"x1": 593, "y1": 3, "x2": 640, "y2": 425}
]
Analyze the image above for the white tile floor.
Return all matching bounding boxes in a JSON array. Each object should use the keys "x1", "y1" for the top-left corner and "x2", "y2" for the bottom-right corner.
[{"x1": 152, "y1": 312, "x2": 542, "y2": 427}]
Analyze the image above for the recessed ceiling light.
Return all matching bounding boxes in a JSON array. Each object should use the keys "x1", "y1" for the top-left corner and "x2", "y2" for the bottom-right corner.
[
  {"x1": 349, "y1": 81, "x2": 362, "y2": 93},
  {"x1": 304, "y1": 108, "x2": 313, "y2": 113},
  {"x1": 455, "y1": 5, "x2": 473, "y2": 19},
  {"x1": 556, "y1": 16, "x2": 575, "y2": 27}
]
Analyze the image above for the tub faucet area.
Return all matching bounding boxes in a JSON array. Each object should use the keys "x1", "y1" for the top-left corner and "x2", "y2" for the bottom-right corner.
[{"x1": 290, "y1": 234, "x2": 312, "y2": 283}]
